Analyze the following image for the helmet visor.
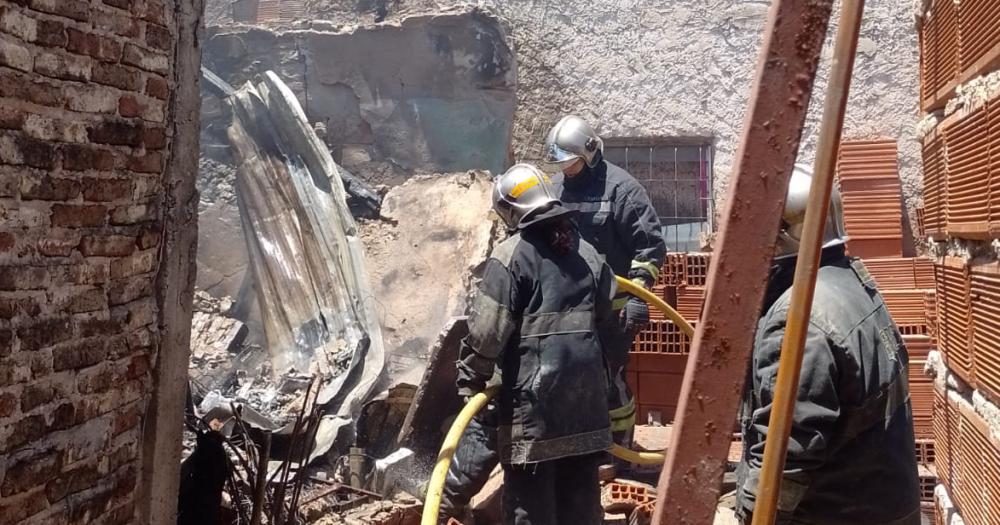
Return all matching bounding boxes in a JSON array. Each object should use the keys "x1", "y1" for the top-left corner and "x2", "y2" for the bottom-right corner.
[{"x1": 544, "y1": 142, "x2": 580, "y2": 166}]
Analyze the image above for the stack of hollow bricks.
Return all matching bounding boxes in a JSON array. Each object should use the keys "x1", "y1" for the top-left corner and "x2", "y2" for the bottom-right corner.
[
  {"x1": 626, "y1": 252, "x2": 706, "y2": 424},
  {"x1": 0, "y1": 0, "x2": 173, "y2": 523},
  {"x1": 837, "y1": 140, "x2": 906, "y2": 258},
  {"x1": 919, "y1": 0, "x2": 1000, "y2": 523},
  {"x1": 838, "y1": 136, "x2": 939, "y2": 447}
]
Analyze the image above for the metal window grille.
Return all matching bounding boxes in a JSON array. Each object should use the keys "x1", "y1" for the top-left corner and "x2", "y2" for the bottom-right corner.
[
  {"x1": 603, "y1": 138, "x2": 715, "y2": 252},
  {"x1": 252, "y1": 0, "x2": 305, "y2": 23}
]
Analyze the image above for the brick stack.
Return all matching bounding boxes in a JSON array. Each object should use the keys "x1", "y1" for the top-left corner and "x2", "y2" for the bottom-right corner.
[
  {"x1": 920, "y1": 0, "x2": 1000, "y2": 113},
  {"x1": 919, "y1": 1, "x2": 1000, "y2": 522},
  {"x1": 935, "y1": 258, "x2": 1000, "y2": 405},
  {"x1": 627, "y1": 252, "x2": 708, "y2": 424},
  {"x1": 864, "y1": 256, "x2": 938, "y2": 441},
  {"x1": 629, "y1": 248, "x2": 938, "y2": 437},
  {"x1": 934, "y1": 392, "x2": 1000, "y2": 525},
  {"x1": 832, "y1": 136, "x2": 941, "y2": 446},
  {"x1": 837, "y1": 139, "x2": 906, "y2": 259},
  {"x1": 0, "y1": 1, "x2": 176, "y2": 523}
]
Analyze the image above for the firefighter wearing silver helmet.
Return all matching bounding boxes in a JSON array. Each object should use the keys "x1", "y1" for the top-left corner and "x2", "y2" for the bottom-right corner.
[
  {"x1": 546, "y1": 115, "x2": 667, "y2": 463},
  {"x1": 773, "y1": 164, "x2": 849, "y2": 259},
  {"x1": 491, "y1": 163, "x2": 567, "y2": 229},
  {"x1": 452, "y1": 162, "x2": 618, "y2": 524},
  {"x1": 735, "y1": 165, "x2": 920, "y2": 525},
  {"x1": 545, "y1": 115, "x2": 604, "y2": 169}
]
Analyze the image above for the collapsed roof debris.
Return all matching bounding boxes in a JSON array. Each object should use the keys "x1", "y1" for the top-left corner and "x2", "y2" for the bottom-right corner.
[
  {"x1": 187, "y1": 56, "x2": 503, "y2": 520},
  {"x1": 225, "y1": 70, "x2": 388, "y2": 460}
]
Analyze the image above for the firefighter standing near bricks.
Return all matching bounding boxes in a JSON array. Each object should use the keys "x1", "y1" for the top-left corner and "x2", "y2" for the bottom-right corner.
[
  {"x1": 735, "y1": 165, "x2": 921, "y2": 525},
  {"x1": 544, "y1": 115, "x2": 667, "y2": 459},
  {"x1": 454, "y1": 163, "x2": 618, "y2": 524},
  {"x1": 438, "y1": 117, "x2": 666, "y2": 523}
]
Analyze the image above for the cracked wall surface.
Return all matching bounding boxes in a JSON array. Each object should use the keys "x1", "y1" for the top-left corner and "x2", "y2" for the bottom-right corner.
[
  {"x1": 206, "y1": 0, "x2": 921, "y2": 250},
  {"x1": 202, "y1": 8, "x2": 516, "y2": 186}
]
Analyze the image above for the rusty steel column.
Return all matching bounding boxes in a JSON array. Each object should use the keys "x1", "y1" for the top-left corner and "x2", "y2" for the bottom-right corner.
[
  {"x1": 652, "y1": 1, "x2": 835, "y2": 524},
  {"x1": 752, "y1": 2, "x2": 866, "y2": 523}
]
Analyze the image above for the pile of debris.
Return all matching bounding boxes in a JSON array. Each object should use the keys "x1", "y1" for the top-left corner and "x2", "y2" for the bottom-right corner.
[
  {"x1": 184, "y1": 67, "x2": 502, "y2": 524},
  {"x1": 188, "y1": 288, "x2": 321, "y2": 427}
]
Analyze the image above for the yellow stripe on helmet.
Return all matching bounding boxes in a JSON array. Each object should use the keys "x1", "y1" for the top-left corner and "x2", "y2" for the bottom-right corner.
[{"x1": 509, "y1": 176, "x2": 541, "y2": 198}]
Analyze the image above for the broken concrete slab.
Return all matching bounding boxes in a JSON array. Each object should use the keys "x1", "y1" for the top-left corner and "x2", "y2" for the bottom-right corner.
[
  {"x1": 191, "y1": 311, "x2": 248, "y2": 354},
  {"x1": 189, "y1": 311, "x2": 249, "y2": 393},
  {"x1": 372, "y1": 447, "x2": 416, "y2": 497},
  {"x1": 189, "y1": 291, "x2": 252, "y2": 395},
  {"x1": 357, "y1": 383, "x2": 418, "y2": 460},
  {"x1": 360, "y1": 171, "x2": 497, "y2": 386},
  {"x1": 396, "y1": 317, "x2": 468, "y2": 457},
  {"x1": 470, "y1": 465, "x2": 503, "y2": 524}
]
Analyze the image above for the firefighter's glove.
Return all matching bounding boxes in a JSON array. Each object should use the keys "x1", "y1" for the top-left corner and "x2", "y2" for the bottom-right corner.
[{"x1": 623, "y1": 296, "x2": 650, "y2": 333}]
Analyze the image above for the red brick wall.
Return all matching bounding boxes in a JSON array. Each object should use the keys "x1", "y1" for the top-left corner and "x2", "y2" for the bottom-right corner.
[{"x1": 0, "y1": 1, "x2": 178, "y2": 523}]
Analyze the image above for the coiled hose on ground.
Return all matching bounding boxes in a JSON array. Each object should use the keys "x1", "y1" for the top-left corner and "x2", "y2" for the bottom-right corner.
[{"x1": 421, "y1": 276, "x2": 694, "y2": 525}]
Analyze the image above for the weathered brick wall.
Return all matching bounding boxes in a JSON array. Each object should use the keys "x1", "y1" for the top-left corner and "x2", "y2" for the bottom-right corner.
[{"x1": 0, "y1": 1, "x2": 186, "y2": 523}]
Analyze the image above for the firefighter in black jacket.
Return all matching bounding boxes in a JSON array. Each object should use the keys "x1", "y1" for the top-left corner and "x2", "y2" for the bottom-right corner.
[
  {"x1": 545, "y1": 115, "x2": 667, "y2": 452},
  {"x1": 455, "y1": 163, "x2": 618, "y2": 524},
  {"x1": 439, "y1": 117, "x2": 666, "y2": 522},
  {"x1": 735, "y1": 166, "x2": 921, "y2": 525}
]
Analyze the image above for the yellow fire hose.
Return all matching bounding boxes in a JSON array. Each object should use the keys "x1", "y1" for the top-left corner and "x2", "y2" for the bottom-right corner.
[
  {"x1": 421, "y1": 276, "x2": 694, "y2": 525},
  {"x1": 614, "y1": 277, "x2": 696, "y2": 337}
]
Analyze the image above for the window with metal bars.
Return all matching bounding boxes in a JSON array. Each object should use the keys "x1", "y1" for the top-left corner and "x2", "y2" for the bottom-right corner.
[
  {"x1": 603, "y1": 138, "x2": 715, "y2": 252},
  {"x1": 236, "y1": 0, "x2": 305, "y2": 23}
]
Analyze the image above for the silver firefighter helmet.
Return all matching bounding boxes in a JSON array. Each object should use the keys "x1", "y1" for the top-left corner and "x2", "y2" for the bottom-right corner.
[
  {"x1": 543, "y1": 115, "x2": 604, "y2": 169},
  {"x1": 493, "y1": 163, "x2": 570, "y2": 230},
  {"x1": 774, "y1": 164, "x2": 849, "y2": 260}
]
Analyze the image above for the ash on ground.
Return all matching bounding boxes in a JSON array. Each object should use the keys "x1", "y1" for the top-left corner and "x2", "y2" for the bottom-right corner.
[
  {"x1": 199, "y1": 157, "x2": 238, "y2": 206},
  {"x1": 188, "y1": 289, "x2": 328, "y2": 428}
]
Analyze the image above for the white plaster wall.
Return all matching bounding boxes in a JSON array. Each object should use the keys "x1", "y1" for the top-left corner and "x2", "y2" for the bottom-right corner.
[
  {"x1": 207, "y1": 0, "x2": 922, "y2": 245},
  {"x1": 484, "y1": 0, "x2": 920, "y2": 242}
]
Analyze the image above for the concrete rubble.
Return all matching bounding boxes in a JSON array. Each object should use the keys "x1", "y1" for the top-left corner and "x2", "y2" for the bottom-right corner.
[
  {"x1": 189, "y1": 291, "x2": 250, "y2": 393},
  {"x1": 359, "y1": 171, "x2": 498, "y2": 386},
  {"x1": 185, "y1": 54, "x2": 502, "y2": 524}
]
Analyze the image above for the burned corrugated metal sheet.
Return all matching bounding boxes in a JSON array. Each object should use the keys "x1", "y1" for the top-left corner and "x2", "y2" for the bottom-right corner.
[{"x1": 227, "y1": 71, "x2": 387, "y2": 462}]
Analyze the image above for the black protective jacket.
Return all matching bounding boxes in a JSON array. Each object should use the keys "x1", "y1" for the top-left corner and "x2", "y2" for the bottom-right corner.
[
  {"x1": 552, "y1": 158, "x2": 666, "y2": 291},
  {"x1": 736, "y1": 248, "x2": 921, "y2": 525},
  {"x1": 455, "y1": 226, "x2": 617, "y2": 464}
]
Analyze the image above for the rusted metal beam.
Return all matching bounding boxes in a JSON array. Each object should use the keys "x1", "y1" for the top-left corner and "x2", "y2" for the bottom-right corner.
[
  {"x1": 652, "y1": 1, "x2": 836, "y2": 524},
  {"x1": 752, "y1": 2, "x2": 866, "y2": 523}
]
